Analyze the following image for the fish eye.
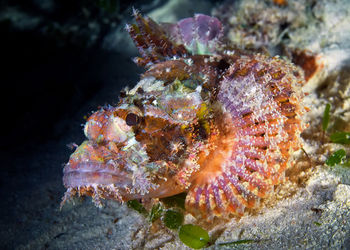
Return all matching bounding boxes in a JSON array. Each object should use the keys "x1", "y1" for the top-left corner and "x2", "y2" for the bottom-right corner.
[{"x1": 125, "y1": 113, "x2": 140, "y2": 126}]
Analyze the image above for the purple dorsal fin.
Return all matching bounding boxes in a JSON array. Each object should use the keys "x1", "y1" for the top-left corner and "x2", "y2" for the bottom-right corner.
[
  {"x1": 166, "y1": 14, "x2": 224, "y2": 55},
  {"x1": 126, "y1": 11, "x2": 224, "y2": 67}
]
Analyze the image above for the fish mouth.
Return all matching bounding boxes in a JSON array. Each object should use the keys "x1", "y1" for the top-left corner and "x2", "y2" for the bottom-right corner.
[
  {"x1": 63, "y1": 161, "x2": 132, "y2": 188},
  {"x1": 62, "y1": 140, "x2": 186, "y2": 205},
  {"x1": 61, "y1": 161, "x2": 134, "y2": 208},
  {"x1": 63, "y1": 160, "x2": 185, "y2": 200},
  {"x1": 62, "y1": 140, "x2": 133, "y2": 194},
  {"x1": 61, "y1": 152, "x2": 137, "y2": 206}
]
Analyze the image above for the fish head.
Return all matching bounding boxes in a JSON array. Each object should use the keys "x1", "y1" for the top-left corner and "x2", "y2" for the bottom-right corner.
[{"x1": 62, "y1": 77, "x2": 208, "y2": 207}]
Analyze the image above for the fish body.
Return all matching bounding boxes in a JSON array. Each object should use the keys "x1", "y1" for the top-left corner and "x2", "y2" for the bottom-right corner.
[{"x1": 62, "y1": 12, "x2": 305, "y2": 220}]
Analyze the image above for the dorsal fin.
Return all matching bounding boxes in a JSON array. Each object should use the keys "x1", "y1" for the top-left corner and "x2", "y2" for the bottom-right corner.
[
  {"x1": 165, "y1": 14, "x2": 224, "y2": 56},
  {"x1": 126, "y1": 9, "x2": 188, "y2": 67},
  {"x1": 126, "y1": 10, "x2": 225, "y2": 67}
]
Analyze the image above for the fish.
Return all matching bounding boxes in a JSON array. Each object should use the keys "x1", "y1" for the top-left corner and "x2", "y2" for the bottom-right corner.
[{"x1": 61, "y1": 10, "x2": 306, "y2": 221}]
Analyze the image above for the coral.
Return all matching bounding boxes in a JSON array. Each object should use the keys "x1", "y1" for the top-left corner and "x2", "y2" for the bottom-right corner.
[
  {"x1": 62, "y1": 11, "x2": 306, "y2": 221},
  {"x1": 212, "y1": 0, "x2": 310, "y2": 52},
  {"x1": 212, "y1": 0, "x2": 350, "y2": 85}
]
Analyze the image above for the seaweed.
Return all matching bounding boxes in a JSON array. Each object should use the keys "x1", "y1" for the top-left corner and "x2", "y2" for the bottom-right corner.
[
  {"x1": 325, "y1": 149, "x2": 346, "y2": 167},
  {"x1": 179, "y1": 224, "x2": 210, "y2": 249},
  {"x1": 321, "y1": 103, "x2": 350, "y2": 168},
  {"x1": 322, "y1": 103, "x2": 331, "y2": 131}
]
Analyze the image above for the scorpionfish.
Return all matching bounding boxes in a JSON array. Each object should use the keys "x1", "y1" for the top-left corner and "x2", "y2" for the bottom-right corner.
[{"x1": 62, "y1": 11, "x2": 306, "y2": 221}]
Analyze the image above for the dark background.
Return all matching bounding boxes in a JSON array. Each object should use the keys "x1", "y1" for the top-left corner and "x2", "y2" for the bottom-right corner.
[
  {"x1": 1, "y1": 0, "x2": 146, "y2": 154},
  {"x1": 0, "y1": 0, "x2": 220, "y2": 249},
  {"x1": 0, "y1": 2, "x2": 142, "y2": 248}
]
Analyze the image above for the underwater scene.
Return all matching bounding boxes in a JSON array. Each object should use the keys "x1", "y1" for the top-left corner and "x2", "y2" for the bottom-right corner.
[{"x1": 1, "y1": 0, "x2": 350, "y2": 249}]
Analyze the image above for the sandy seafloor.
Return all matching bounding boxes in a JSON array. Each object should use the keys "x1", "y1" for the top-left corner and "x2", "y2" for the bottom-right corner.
[{"x1": 1, "y1": 0, "x2": 350, "y2": 249}]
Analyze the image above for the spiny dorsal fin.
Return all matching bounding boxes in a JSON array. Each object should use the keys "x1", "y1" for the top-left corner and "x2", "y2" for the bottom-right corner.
[
  {"x1": 126, "y1": 10, "x2": 224, "y2": 67},
  {"x1": 164, "y1": 14, "x2": 224, "y2": 56},
  {"x1": 126, "y1": 9, "x2": 188, "y2": 67}
]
